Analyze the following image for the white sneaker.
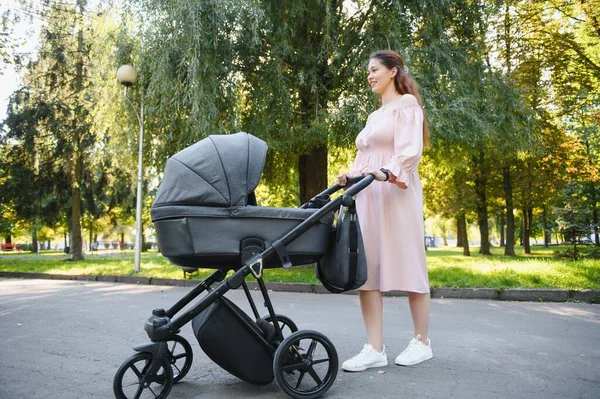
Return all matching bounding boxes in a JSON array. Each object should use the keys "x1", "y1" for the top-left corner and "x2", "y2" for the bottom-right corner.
[
  {"x1": 342, "y1": 344, "x2": 388, "y2": 372},
  {"x1": 395, "y1": 335, "x2": 433, "y2": 366}
]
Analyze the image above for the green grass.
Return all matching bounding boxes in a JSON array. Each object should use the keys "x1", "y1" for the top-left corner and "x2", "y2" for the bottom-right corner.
[
  {"x1": 1, "y1": 246, "x2": 599, "y2": 289},
  {"x1": 427, "y1": 246, "x2": 600, "y2": 290},
  {"x1": 0, "y1": 250, "x2": 319, "y2": 283}
]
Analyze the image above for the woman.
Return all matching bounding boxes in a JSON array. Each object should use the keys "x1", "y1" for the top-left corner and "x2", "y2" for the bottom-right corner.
[{"x1": 338, "y1": 50, "x2": 432, "y2": 371}]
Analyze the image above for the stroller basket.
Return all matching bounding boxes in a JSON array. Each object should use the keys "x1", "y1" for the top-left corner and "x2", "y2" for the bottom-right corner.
[{"x1": 192, "y1": 296, "x2": 274, "y2": 385}]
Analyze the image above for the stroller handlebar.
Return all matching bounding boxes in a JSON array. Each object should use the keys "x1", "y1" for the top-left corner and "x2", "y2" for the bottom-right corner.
[
  {"x1": 302, "y1": 174, "x2": 376, "y2": 208},
  {"x1": 345, "y1": 175, "x2": 367, "y2": 186},
  {"x1": 342, "y1": 174, "x2": 375, "y2": 197}
]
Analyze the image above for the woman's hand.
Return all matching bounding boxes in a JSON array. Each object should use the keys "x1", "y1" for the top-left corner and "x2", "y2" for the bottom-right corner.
[
  {"x1": 337, "y1": 173, "x2": 351, "y2": 187},
  {"x1": 360, "y1": 167, "x2": 388, "y2": 182},
  {"x1": 360, "y1": 166, "x2": 408, "y2": 189}
]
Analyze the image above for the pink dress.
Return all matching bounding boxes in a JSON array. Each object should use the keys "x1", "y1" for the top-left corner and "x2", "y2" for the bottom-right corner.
[{"x1": 350, "y1": 99, "x2": 429, "y2": 293}]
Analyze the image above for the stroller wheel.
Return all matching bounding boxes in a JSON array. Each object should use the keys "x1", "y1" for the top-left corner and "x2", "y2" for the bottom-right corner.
[
  {"x1": 113, "y1": 352, "x2": 173, "y2": 399},
  {"x1": 273, "y1": 330, "x2": 338, "y2": 399},
  {"x1": 264, "y1": 314, "x2": 298, "y2": 338},
  {"x1": 166, "y1": 335, "x2": 193, "y2": 383}
]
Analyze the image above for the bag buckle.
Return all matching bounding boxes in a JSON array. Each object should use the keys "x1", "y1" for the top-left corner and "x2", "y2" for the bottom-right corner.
[{"x1": 249, "y1": 258, "x2": 263, "y2": 279}]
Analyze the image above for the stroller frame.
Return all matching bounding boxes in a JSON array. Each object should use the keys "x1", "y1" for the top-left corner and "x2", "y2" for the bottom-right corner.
[{"x1": 113, "y1": 175, "x2": 374, "y2": 399}]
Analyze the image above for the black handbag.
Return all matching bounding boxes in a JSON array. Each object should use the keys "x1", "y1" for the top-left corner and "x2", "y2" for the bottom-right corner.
[{"x1": 316, "y1": 200, "x2": 368, "y2": 293}]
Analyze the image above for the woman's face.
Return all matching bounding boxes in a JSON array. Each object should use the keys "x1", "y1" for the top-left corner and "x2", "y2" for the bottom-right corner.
[{"x1": 367, "y1": 58, "x2": 397, "y2": 94}]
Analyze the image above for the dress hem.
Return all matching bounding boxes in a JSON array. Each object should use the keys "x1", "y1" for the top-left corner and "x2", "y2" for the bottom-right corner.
[{"x1": 358, "y1": 287, "x2": 431, "y2": 294}]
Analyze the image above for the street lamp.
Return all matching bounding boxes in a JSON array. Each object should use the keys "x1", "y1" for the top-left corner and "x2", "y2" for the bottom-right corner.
[{"x1": 117, "y1": 65, "x2": 144, "y2": 273}]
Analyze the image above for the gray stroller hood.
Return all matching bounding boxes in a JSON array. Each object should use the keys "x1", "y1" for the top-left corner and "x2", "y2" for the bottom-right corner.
[
  {"x1": 152, "y1": 132, "x2": 331, "y2": 269},
  {"x1": 154, "y1": 132, "x2": 268, "y2": 207}
]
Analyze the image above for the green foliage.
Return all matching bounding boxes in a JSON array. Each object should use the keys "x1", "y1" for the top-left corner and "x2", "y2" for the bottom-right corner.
[
  {"x1": 0, "y1": 202, "x2": 19, "y2": 239},
  {"x1": 125, "y1": 0, "x2": 260, "y2": 170},
  {"x1": 1, "y1": 1, "x2": 144, "y2": 256},
  {"x1": 553, "y1": 183, "x2": 594, "y2": 258},
  {"x1": 0, "y1": 7, "x2": 16, "y2": 72},
  {"x1": 1, "y1": 88, "x2": 68, "y2": 229}
]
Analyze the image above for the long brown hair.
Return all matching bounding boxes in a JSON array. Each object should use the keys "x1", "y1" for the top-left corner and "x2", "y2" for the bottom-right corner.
[{"x1": 370, "y1": 50, "x2": 430, "y2": 147}]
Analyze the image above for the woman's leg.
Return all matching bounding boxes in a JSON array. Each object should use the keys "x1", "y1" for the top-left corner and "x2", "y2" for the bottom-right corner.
[
  {"x1": 395, "y1": 292, "x2": 432, "y2": 366},
  {"x1": 408, "y1": 292, "x2": 430, "y2": 342},
  {"x1": 359, "y1": 290, "x2": 384, "y2": 351},
  {"x1": 342, "y1": 289, "x2": 387, "y2": 371}
]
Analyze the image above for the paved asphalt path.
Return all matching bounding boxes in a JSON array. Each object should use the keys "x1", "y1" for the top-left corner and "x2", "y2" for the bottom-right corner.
[{"x1": 0, "y1": 278, "x2": 599, "y2": 399}]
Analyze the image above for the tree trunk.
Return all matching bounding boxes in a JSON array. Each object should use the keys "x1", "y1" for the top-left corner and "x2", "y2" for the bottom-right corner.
[
  {"x1": 499, "y1": 212, "x2": 505, "y2": 247},
  {"x1": 584, "y1": 140, "x2": 599, "y2": 246},
  {"x1": 523, "y1": 207, "x2": 532, "y2": 254},
  {"x1": 89, "y1": 224, "x2": 93, "y2": 251},
  {"x1": 31, "y1": 228, "x2": 38, "y2": 253},
  {"x1": 439, "y1": 223, "x2": 448, "y2": 247},
  {"x1": 542, "y1": 204, "x2": 551, "y2": 247},
  {"x1": 298, "y1": 145, "x2": 328, "y2": 205},
  {"x1": 519, "y1": 223, "x2": 523, "y2": 246},
  {"x1": 142, "y1": 225, "x2": 147, "y2": 252},
  {"x1": 5, "y1": 236, "x2": 11, "y2": 244},
  {"x1": 503, "y1": 166, "x2": 515, "y2": 255},
  {"x1": 71, "y1": 176, "x2": 84, "y2": 259},
  {"x1": 69, "y1": 0, "x2": 86, "y2": 261},
  {"x1": 527, "y1": 207, "x2": 533, "y2": 252},
  {"x1": 458, "y1": 212, "x2": 470, "y2": 256},
  {"x1": 457, "y1": 216, "x2": 465, "y2": 248},
  {"x1": 32, "y1": 138, "x2": 40, "y2": 254},
  {"x1": 592, "y1": 185, "x2": 599, "y2": 246},
  {"x1": 473, "y1": 150, "x2": 491, "y2": 255}
]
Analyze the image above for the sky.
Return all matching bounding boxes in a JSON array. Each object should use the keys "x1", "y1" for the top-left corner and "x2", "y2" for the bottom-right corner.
[
  {"x1": 1, "y1": 0, "x2": 103, "y2": 123},
  {"x1": 1, "y1": 0, "x2": 42, "y2": 122}
]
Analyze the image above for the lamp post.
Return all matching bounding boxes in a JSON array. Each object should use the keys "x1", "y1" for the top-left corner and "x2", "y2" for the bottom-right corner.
[{"x1": 117, "y1": 65, "x2": 143, "y2": 273}]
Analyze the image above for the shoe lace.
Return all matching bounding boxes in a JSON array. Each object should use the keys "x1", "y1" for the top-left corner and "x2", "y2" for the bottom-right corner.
[
  {"x1": 351, "y1": 346, "x2": 374, "y2": 362},
  {"x1": 400, "y1": 337, "x2": 421, "y2": 355}
]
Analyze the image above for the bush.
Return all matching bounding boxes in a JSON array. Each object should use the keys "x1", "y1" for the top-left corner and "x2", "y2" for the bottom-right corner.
[
  {"x1": 554, "y1": 247, "x2": 600, "y2": 260},
  {"x1": 554, "y1": 248, "x2": 581, "y2": 260},
  {"x1": 586, "y1": 249, "x2": 600, "y2": 259}
]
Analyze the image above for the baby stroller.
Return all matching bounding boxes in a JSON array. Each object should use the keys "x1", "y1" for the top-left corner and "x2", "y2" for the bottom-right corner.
[{"x1": 113, "y1": 132, "x2": 374, "y2": 399}]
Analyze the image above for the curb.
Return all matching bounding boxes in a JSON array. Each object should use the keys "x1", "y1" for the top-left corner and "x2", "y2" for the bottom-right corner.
[{"x1": 1, "y1": 271, "x2": 599, "y2": 304}]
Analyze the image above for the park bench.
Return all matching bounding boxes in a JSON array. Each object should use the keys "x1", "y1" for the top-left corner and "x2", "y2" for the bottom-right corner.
[{"x1": 1, "y1": 243, "x2": 17, "y2": 251}]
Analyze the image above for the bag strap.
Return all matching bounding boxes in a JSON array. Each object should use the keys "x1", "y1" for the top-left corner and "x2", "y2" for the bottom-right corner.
[{"x1": 343, "y1": 200, "x2": 359, "y2": 291}]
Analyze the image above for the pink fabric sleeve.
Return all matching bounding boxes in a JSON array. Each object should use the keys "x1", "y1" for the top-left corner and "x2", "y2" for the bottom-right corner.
[{"x1": 382, "y1": 105, "x2": 424, "y2": 187}]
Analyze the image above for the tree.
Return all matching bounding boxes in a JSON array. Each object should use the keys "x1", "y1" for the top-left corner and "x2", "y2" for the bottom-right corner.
[
  {"x1": 1, "y1": 1, "x2": 141, "y2": 258},
  {"x1": 12, "y1": 0, "x2": 94, "y2": 260},
  {"x1": 1, "y1": 88, "x2": 67, "y2": 251},
  {"x1": 0, "y1": 6, "x2": 17, "y2": 73},
  {"x1": 415, "y1": 1, "x2": 531, "y2": 255},
  {"x1": 554, "y1": 183, "x2": 593, "y2": 258},
  {"x1": 131, "y1": 1, "x2": 497, "y2": 206},
  {"x1": 83, "y1": 7, "x2": 138, "y2": 249},
  {"x1": 540, "y1": 0, "x2": 600, "y2": 246}
]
